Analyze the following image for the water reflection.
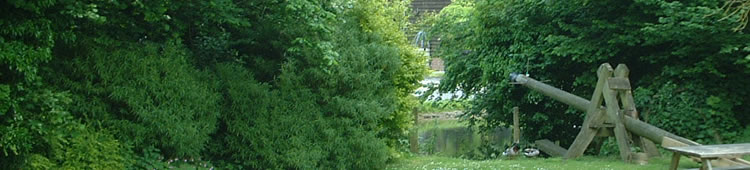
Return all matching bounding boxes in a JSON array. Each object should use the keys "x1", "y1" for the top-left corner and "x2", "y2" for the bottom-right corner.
[
  {"x1": 415, "y1": 74, "x2": 467, "y2": 101},
  {"x1": 419, "y1": 122, "x2": 511, "y2": 157}
]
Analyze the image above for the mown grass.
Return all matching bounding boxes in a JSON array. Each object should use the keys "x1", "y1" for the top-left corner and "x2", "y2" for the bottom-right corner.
[
  {"x1": 427, "y1": 71, "x2": 445, "y2": 78},
  {"x1": 386, "y1": 155, "x2": 706, "y2": 170}
]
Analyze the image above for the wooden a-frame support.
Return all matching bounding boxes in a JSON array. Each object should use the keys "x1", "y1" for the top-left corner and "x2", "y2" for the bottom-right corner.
[{"x1": 563, "y1": 63, "x2": 660, "y2": 163}]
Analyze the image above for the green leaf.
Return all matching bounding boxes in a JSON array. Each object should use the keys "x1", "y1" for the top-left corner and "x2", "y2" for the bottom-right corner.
[{"x1": 0, "y1": 84, "x2": 10, "y2": 115}]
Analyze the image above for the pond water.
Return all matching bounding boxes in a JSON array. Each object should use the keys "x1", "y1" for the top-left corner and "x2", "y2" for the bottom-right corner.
[
  {"x1": 419, "y1": 122, "x2": 512, "y2": 157},
  {"x1": 414, "y1": 75, "x2": 467, "y2": 101}
]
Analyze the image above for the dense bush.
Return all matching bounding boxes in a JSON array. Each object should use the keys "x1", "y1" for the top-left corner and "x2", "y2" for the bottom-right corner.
[
  {"x1": 2, "y1": 0, "x2": 425, "y2": 169},
  {"x1": 205, "y1": 0, "x2": 423, "y2": 166},
  {"x1": 1, "y1": 1, "x2": 134, "y2": 168},
  {"x1": 0, "y1": 88, "x2": 133, "y2": 169},
  {"x1": 48, "y1": 38, "x2": 221, "y2": 158},
  {"x1": 211, "y1": 63, "x2": 329, "y2": 168}
]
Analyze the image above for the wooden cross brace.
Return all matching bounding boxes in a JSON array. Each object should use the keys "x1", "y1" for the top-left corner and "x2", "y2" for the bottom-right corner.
[{"x1": 563, "y1": 63, "x2": 660, "y2": 163}]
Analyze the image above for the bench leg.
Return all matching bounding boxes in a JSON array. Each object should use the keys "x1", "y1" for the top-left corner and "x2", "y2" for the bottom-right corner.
[
  {"x1": 701, "y1": 158, "x2": 712, "y2": 170},
  {"x1": 670, "y1": 152, "x2": 681, "y2": 170}
]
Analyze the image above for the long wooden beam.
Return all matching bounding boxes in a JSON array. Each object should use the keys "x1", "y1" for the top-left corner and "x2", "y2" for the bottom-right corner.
[{"x1": 536, "y1": 139, "x2": 567, "y2": 157}]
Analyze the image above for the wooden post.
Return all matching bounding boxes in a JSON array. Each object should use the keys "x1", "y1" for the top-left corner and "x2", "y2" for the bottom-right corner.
[
  {"x1": 702, "y1": 158, "x2": 713, "y2": 170},
  {"x1": 564, "y1": 64, "x2": 610, "y2": 159},
  {"x1": 513, "y1": 107, "x2": 520, "y2": 143},
  {"x1": 601, "y1": 63, "x2": 633, "y2": 162},
  {"x1": 614, "y1": 64, "x2": 660, "y2": 158},
  {"x1": 410, "y1": 108, "x2": 419, "y2": 153},
  {"x1": 670, "y1": 152, "x2": 681, "y2": 170}
]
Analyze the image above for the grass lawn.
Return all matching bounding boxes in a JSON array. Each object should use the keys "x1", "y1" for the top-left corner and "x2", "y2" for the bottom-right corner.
[{"x1": 386, "y1": 155, "x2": 706, "y2": 170}]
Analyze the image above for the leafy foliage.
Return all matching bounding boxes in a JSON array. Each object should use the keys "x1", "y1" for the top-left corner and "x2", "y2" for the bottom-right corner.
[
  {"x1": 1, "y1": 1, "x2": 133, "y2": 169},
  {"x1": 420, "y1": 100, "x2": 470, "y2": 113},
  {"x1": 3, "y1": 0, "x2": 425, "y2": 169},
  {"x1": 0, "y1": 88, "x2": 133, "y2": 169},
  {"x1": 50, "y1": 39, "x2": 221, "y2": 158},
  {"x1": 205, "y1": 0, "x2": 425, "y2": 167},
  {"x1": 55, "y1": 127, "x2": 133, "y2": 169},
  {"x1": 433, "y1": 0, "x2": 750, "y2": 147}
]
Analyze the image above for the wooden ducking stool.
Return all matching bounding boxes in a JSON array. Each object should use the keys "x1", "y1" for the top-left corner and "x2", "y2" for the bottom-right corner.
[{"x1": 510, "y1": 63, "x2": 750, "y2": 168}]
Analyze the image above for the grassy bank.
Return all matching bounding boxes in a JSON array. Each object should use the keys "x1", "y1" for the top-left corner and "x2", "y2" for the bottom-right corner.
[
  {"x1": 386, "y1": 155, "x2": 704, "y2": 170},
  {"x1": 407, "y1": 108, "x2": 729, "y2": 170}
]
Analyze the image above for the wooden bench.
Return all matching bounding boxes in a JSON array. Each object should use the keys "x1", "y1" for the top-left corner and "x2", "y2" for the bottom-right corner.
[{"x1": 666, "y1": 143, "x2": 750, "y2": 170}]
